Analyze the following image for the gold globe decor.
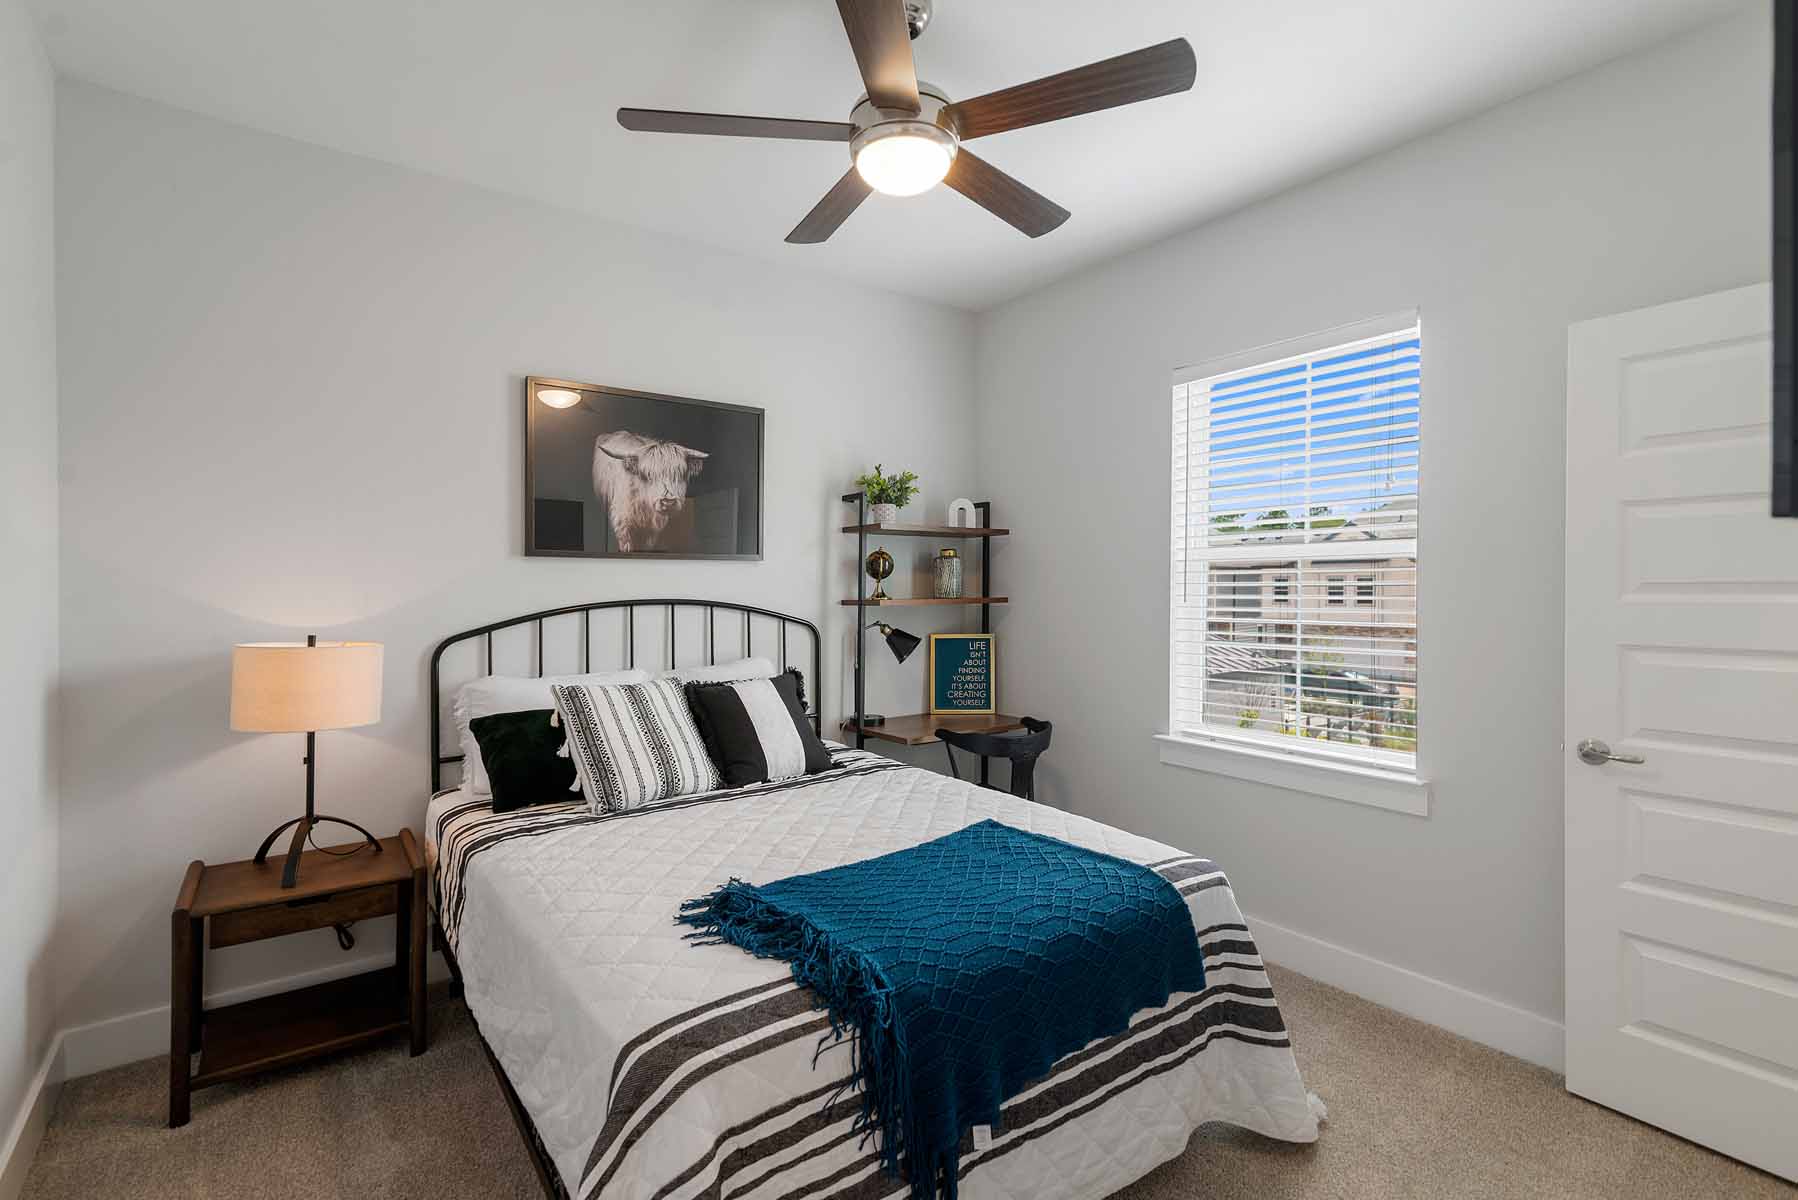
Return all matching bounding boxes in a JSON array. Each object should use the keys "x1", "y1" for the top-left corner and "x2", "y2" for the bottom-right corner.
[{"x1": 865, "y1": 547, "x2": 895, "y2": 600}]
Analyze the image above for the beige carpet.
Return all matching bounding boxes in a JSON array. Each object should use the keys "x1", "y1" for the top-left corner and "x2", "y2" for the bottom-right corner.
[{"x1": 21, "y1": 966, "x2": 1793, "y2": 1199}]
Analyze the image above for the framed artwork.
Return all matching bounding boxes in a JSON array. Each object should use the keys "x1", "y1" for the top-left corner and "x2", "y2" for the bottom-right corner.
[
  {"x1": 525, "y1": 376, "x2": 763, "y2": 560},
  {"x1": 929, "y1": 633, "x2": 995, "y2": 715}
]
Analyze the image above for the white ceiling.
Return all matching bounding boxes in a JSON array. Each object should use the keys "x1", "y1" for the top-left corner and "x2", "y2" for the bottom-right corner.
[{"x1": 30, "y1": 0, "x2": 1745, "y2": 310}]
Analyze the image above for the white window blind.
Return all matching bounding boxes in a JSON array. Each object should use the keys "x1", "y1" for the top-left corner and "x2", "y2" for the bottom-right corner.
[{"x1": 1170, "y1": 318, "x2": 1419, "y2": 769}]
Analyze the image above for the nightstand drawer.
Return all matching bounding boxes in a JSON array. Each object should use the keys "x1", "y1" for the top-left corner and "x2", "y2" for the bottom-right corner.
[{"x1": 209, "y1": 883, "x2": 396, "y2": 948}]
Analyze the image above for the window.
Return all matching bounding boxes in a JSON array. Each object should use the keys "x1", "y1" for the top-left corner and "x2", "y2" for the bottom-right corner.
[{"x1": 1169, "y1": 316, "x2": 1419, "y2": 772}]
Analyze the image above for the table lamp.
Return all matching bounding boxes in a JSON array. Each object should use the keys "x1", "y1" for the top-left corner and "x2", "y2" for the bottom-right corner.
[
  {"x1": 851, "y1": 621, "x2": 921, "y2": 728},
  {"x1": 230, "y1": 635, "x2": 384, "y2": 888}
]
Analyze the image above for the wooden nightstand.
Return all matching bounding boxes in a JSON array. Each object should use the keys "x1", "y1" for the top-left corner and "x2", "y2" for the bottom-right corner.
[{"x1": 169, "y1": 829, "x2": 427, "y2": 1127}]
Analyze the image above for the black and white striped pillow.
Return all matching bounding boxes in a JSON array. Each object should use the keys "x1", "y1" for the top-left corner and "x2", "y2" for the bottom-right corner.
[
  {"x1": 550, "y1": 678, "x2": 721, "y2": 813},
  {"x1": 684, "y1": 671, "x2": 832, "y2": 788}
]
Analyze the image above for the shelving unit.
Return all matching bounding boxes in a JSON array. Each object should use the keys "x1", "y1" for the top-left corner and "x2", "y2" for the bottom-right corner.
[
  {"x1": 841, "y1": 522, "x2": 1010, "y2": 538},
  {"x1": 837, "y1": 596, "x2": 1008, "y2": 607},
  {"x1": 841, "y1": 493, "x2": 1015, "y2": 783}
]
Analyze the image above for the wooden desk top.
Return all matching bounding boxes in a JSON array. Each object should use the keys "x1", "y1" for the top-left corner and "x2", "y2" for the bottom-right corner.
[
  {"x1": 181, "y1": 830, "x2": 422, "y2": 918},
  {"x1": 840, "y1": 713, "x2": 1027, "y2": 747}
]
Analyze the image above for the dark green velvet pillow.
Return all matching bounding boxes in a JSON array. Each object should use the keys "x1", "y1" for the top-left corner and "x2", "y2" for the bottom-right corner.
[{"x1": 468, "y1": 708, "x2": 577, "y2": 813}]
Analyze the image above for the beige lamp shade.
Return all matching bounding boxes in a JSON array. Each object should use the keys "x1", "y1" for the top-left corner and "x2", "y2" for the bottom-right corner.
[{"x1": 229, "y1": 641, "x2": 383, "y2": 733}]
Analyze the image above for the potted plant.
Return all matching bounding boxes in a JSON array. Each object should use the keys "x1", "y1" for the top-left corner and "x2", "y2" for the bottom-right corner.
[{"x1": 853, "y1": 464, "x2": 920, "y2": 526}]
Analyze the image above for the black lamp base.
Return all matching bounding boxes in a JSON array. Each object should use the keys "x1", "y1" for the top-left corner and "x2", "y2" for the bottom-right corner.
[{"x1": 254, "y1": 814, "x2": 382, "y2": 889}]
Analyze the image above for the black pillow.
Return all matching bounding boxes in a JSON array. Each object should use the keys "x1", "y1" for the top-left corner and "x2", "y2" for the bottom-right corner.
[
  {"x1": 468, "y1": 709, "x2": 577, "y2": 813},
  {"x1": 684, "y1": 670, "x2": 833, "y2": 788}
]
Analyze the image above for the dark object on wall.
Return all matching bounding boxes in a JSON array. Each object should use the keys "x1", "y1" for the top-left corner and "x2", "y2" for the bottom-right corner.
[
  {"x1": 533, "y1": 499, "x2": 585, "y2": 553},
  {"x1": 939, "y1": 717, "x2": 1053, "y2": 802},
  {"x1": 1775, "y1": 0, "x2": 1795, "y2": 516},
  {"x1": 525, "y1": 377, "x2": 763, "y2": 559}
]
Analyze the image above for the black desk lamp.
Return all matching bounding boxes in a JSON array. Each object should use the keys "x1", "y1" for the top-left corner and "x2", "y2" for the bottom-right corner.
[{"x1": 853, "y1": 622, "x2": 920, "y2": 727}]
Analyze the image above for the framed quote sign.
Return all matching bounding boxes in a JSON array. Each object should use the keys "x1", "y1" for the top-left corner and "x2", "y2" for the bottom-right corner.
[{"x1": 929, "y1": 633, "x2": 995, "y2": 715}]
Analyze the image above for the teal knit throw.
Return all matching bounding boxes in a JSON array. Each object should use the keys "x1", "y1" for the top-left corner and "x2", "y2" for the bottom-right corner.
[{"x1": 677, "y1": 819, "x2": 1206, "y2": 1199}]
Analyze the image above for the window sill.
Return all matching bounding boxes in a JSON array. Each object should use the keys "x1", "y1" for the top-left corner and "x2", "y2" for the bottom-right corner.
[{"x1": 1154, "y1": 732, "x2": 1430, "y2": 817}]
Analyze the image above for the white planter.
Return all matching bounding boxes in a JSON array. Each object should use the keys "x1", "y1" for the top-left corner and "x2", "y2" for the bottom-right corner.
[{"x1": 869, "y1": 503, "x2": 899, "y2": 525}]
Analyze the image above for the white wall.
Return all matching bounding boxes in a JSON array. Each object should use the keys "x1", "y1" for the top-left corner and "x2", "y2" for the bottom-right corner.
[
  {"x1": 52, "y1": 81, "x2": 979, "y2": 1033},
  {"x1": 0, "y1": 0, "x2": 60, "y2": 1158},
  {"x1": 973, "y1": 6, "x2": 1770, "y2": 1026}
]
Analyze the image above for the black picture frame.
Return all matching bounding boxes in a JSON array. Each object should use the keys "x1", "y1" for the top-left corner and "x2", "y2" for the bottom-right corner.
[
  {"x1": 524, "y1": 376, "x2": 764, "y2": 560},
  {"x1": 1775, "y1": 0, "x2": 1795, "y2": 517}
]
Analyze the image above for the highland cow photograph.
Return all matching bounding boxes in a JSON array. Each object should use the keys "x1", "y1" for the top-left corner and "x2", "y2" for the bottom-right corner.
[{"x1": 525, "y1": 377, "x2": 763, "y2": 559}]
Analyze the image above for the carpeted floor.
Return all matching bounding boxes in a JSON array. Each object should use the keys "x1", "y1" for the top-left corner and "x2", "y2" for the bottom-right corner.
[{"x1": 20, "y1": 965, "x2": 1794, "y2": 1199}]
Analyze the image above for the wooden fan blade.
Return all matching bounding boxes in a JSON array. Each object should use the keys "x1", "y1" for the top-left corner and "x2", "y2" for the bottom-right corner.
[
  {"x1": 836, "y1": 0, "x2": 920, "y2": 112},
  {"x1": 786, "y1": 168, "x2": 875, "y2": 244},
  {"x1": 943, "y1": 150, "x2": 1069, "y2": 238},
  {"x1": 940, "y1": 38, "x2": 1196, "y2": 141},
  {"x1": 617, "y1": 109, "x2": 856, "y2": 142}
]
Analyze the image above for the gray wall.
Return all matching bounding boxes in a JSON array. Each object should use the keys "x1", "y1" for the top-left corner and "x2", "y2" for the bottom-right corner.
[
  {"x1": 972, "y1": 7, "x2": 1771, "y2": 1023},
  {"x1": 0, "y1": 0, "x2": 60, "y2": 1138},
  {"x1": 52, "y1": 82, "x2": 979, "y2": 1030}
]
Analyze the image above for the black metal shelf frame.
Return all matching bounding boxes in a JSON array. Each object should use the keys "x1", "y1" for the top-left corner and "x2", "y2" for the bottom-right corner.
[{"x1": 841, "y1": 492, "x2": 996, "y2": 784}]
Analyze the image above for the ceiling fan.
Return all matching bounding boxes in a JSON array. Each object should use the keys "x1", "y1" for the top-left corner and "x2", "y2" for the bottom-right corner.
[{"x1": 617, "y1": 0, "x2": 1196, "y2": 244}]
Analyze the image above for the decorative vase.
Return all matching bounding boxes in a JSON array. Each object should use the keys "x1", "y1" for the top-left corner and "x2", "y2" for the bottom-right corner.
[
  {"x1": 933, "y1": 547, "x2": 963, "y2": 599},
  {"x1": 869, "y1": 502, "x2": 899, "y2": 526}
]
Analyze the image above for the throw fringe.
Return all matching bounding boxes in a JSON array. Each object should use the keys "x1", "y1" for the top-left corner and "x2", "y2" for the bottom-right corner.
[{"x1": 679, "y1": 881, "x2": 949, "y2": 1197}]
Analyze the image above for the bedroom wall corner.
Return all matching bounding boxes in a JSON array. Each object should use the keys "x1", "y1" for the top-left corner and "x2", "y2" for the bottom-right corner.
[
  {"x1": 970, "y1": 5, "x2": 1770, "y2": 1039},
  {"x1": 49, "y1": 80, "x2": 982, "y2": 1071},
  {"x1": 0, "y1": 0, "x2": 63, "y2": 1191}
]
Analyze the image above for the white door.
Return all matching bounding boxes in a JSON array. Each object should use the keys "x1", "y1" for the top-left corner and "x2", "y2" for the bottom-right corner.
[{"x1": 1565, "y1": 282, "x2": 1798, "y2": 1183}]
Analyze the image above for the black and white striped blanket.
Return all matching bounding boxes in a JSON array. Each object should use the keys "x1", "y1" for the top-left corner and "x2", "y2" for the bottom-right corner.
[{"x1": 429, "y1": 750, "x2": 1321, "y2": 1200}]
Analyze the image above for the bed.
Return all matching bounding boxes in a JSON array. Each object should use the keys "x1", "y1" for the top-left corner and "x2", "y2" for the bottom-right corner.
[{"x1": 427, "y1": 600, "x2": 1322, "y2": 1200}]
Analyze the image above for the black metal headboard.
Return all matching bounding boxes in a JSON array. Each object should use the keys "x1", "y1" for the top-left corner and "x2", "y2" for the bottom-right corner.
[{"x1": 429, "y1": 599, "x2": 823, "y2": 792}]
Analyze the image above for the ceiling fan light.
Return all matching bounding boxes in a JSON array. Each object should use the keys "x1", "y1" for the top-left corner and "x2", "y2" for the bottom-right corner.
[{"x1": 853, "y1": 124, "x2": 956, "y2": 197}]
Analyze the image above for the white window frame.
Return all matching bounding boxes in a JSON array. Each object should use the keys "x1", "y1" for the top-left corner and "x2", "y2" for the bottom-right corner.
[{"x1": 1160, "y1": 311, "x2": 1429, "y2": 816}]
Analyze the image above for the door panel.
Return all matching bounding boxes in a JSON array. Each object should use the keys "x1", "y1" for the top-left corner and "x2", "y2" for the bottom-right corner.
[{"x1": 1565, "y1": 283, "x2": 1798, "y2": 1183}]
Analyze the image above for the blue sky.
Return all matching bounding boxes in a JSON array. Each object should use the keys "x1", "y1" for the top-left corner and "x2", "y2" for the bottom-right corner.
[{"x1": 1202, "y1": 337, "x2": 1420, "y2": 525}]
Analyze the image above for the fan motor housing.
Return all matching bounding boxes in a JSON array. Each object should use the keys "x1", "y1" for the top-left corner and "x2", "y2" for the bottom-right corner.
[
  {"x1": 848, "y1": 80, "x2": 958, "y2": 167},
  {"x1": 904, "y1": 0, "x2": 933, "y2": 39}
]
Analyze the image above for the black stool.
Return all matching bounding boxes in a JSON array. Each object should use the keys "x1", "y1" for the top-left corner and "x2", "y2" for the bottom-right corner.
[{"x1": 938, "y1": 718, "x2": 1053, "y2": 801}]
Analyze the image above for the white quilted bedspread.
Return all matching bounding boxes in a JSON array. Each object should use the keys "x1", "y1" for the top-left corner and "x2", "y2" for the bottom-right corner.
[{"x1": 432, "y1": 751, "x2": 1319, "y2": 1200}]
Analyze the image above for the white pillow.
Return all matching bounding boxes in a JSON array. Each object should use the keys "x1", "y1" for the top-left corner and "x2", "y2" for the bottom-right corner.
[
  {"x1": 551, "y1": 678, "x2": 721, "y2": 813},
  {"x1": 657, "y1": 656, "x2": 779, "y2": 685},
  {"x1": 454, "y1": 669, "x2": 648, "y2": 795}
]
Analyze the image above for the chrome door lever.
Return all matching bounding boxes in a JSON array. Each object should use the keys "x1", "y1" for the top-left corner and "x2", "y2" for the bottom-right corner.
[{"x1": 1576, "y1": 738, "x2": 1645, "y2": 766}]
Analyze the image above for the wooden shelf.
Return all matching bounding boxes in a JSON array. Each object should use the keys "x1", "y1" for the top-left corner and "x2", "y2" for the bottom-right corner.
[
  {"x1": 839, "y1": 596, "x2": 1008, "y2": 607},
  {"x1": 841, "y1": 713, "x2": 1026, "y2": 746},
  {"x1": 841, "y1": 523, "x2": 1010, "y2": 538},
  {"x1": 193, "y1": 967, "x2": 408, "y2": 1087}
]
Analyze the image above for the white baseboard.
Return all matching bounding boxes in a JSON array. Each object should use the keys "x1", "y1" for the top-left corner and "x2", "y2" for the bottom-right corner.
[
  {"x1": 0, "y1": 1037, "x2": 64, "y2": 1200},
  {"x1": 1247, "y1": 912, "x2": 1566, "y2": 1072}
]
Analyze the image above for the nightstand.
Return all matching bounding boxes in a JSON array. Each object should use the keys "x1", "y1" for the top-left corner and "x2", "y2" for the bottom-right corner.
[{"x1": 169, "y1": 829, "x2": 427, "y2": 1127}]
